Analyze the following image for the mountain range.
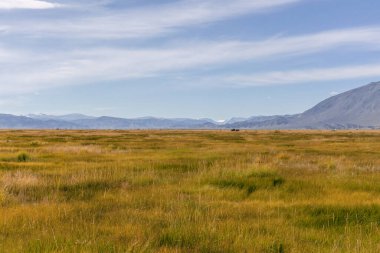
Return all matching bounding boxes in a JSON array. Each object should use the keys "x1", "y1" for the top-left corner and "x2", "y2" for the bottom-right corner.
[{"x1": 1, "y1": 81, "x2": 380, "y2": 130}]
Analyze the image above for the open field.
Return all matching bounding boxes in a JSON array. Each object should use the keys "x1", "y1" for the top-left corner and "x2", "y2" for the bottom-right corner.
[{"x1": 1, "y1": 130, "x2": 380, "y2": 252}]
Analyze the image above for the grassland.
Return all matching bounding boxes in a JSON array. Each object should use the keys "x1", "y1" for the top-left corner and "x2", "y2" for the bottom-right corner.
[{"x1": 1, "y1": 130, "x2": 380, "y2": 252}]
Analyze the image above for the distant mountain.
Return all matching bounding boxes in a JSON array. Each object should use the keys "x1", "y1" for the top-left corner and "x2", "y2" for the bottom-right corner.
[
  {"x1": 71, "y1": 116, "x2": 216, "y2": 129},
  {"x1": 0, "y1": 114, "x2": 80, "y2": 129},
  {"x1": 225, "y1": 115, "x2": 291, "y2": 125},
  {"x1": 1, "y1": 81, "x2": 379, "y2": 129},
  {"x1": 228, "y1": 81, "x2": 380, "y2": 129},
  {"x1": 224, "y1": 117, "x2": 248, "y2": 124},
  {"x1": 28, "y1": 113, "x2": 96, "y2": 121},
  {"x1": 226, "y1": 115, "x2": 297, "y2": 129},
  {"x1": 294, "y1": 81, "x2": 380, "y2": 128},
  {"x1": 0, "y1": 114, "x2": 216, "y2": 129}
]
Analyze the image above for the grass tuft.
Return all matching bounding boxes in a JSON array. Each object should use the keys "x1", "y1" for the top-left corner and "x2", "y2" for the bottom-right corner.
[{"x1": 17, "y1": 152, "x2": 30, "y2": 162}]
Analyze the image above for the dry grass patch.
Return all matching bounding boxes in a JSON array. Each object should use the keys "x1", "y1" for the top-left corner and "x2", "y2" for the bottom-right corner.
[{"x1": 1, "y1": 171, "x2": 40, "y2": 189}]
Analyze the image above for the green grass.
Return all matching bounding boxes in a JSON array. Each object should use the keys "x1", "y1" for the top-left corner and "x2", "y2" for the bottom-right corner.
[{"x1": 1, "y1": 130, "x2": 380, "y2": 252}]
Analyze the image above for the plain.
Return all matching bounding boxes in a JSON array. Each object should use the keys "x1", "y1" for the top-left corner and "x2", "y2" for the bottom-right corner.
[{"x1": 1, "y1": 130, "x2": 380, "y2": 252}]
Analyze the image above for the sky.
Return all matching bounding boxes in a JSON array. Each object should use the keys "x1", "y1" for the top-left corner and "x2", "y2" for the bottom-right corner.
[{"x1": 1, "y1": 0, "x2": 380, "y2": 120}]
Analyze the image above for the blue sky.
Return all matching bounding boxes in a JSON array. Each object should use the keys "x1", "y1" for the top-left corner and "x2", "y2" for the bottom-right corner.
[{"x1": 1, "y1": 0, "x2": 380, "y2": 120}]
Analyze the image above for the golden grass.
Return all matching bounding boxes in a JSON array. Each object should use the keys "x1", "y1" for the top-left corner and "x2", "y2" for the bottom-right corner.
[{"x1": 1, "y1": 130, "x2": 380, "y2": 252}]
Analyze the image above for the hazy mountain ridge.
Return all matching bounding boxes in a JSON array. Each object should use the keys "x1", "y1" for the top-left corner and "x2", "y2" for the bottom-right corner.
[
  {"x1": 297, "y1": 81, "x2": 380, "y2": 127},
  {"x1": 28, "y1": 113, "x2": 96, "y2": 121},
  {"x1": 227, "y1": 81, "x2": 380, "y2": 129},
  {"x1": 0, "y1": 114, "x2": 80, "y2": 129},
  {"x1": 225, "y1": 115, "x2": 287, "y2": 125},
  {"x1": 1, "y1": 81, "x2": 380, "y2": 129},
  {"x1": 226, "y1": 115, "x2": 297, "y2": 129},
  {"x1": 71, "y1": 116, "x2": 217, "y2": 129}
]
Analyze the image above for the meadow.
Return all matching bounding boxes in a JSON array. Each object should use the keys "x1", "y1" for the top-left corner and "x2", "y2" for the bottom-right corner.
[{"x1": 1, "y1": 130, "x2": 380, "y2": 252}]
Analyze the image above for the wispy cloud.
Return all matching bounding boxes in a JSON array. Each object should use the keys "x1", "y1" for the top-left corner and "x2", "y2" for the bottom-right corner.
[
  {"x1": 1, "y1": 26, "x2": 380, "y2": 94},
  {"x1": 0, "y1": 0, "x2": 60, "y2": 9},
  {"x1": 221, "y1": 64, "x2": 380, "y2": 86},
  {"x1": 3, "y1": 0, "x2": 300, "y2": 38}
]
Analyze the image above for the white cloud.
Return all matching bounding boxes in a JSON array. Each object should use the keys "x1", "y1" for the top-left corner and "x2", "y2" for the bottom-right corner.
[
  {"x1": 3, "y1": 0, "x2": 300, "y2": 38},
  {"x1": 221, "y1": 64, "x2": 380, "y2": 86},
  {"x1": 1, "y1": 27, "x2": 380, "y2": 94},
  {"x1": 0, "y1": 0, "x2": 60, "y2": 9},
  {"x1": 239, "y1": 27, "x2": 380, "y2": 59}
]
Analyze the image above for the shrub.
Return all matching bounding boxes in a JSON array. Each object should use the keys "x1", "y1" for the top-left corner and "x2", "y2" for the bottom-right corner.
[{"x1": 17, "y1": 153, "x2": 30, "y2": 162}]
